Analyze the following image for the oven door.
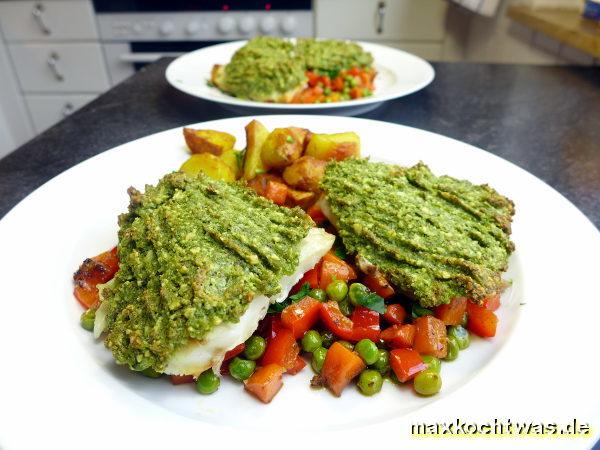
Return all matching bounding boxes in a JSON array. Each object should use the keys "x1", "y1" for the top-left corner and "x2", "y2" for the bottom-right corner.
[{"x1": 103, "y1": 40, "x2": 226, "y2": 85}]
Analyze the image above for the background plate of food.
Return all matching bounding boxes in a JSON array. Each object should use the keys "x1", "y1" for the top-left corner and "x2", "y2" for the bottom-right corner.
[
  {"x1": 0, "y1": 116, "x2": 598, "y2": 450},
  {"x1": 165, "y1": 38, "x2": 435, "y2": 115}
]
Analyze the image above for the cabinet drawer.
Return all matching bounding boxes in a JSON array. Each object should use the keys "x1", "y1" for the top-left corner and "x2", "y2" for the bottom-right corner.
[
  {"x1": 9, "y1": 43, "x2": 110, "y2": 93},
  {"x1": 25, "y1": 94, "x2": 96, "y2": 133},
  {"x1": 316, "y1": 0, "x2": 447, "y2": 41},
  {"x1": 0, "y1": 1, "x2": 98, "y2": 41}
]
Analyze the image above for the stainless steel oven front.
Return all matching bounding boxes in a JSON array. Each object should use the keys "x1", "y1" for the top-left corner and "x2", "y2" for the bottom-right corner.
[{"x1": 93, "y1": 0, "x2": 314, "y2": 85}]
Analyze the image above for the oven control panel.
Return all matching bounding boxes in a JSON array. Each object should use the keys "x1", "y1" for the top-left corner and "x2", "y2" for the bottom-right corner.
[{"x1": 97, "y1": 11, "x2": 313, "y2": 41}]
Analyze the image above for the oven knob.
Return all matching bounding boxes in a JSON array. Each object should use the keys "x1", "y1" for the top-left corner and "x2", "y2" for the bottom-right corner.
[
  {"x1": 159, "y1": 21, "x2": 175, "y2": 36},
  {"x1": 280, "y1": 16, "x2": 297, "y2": 34},
  {"x1": 186, "y1": 21, "x2": 201, "y2": 36},
  {"x1": 260, "y1": 16, "x2": 277, "y2": 34},
  {"x1": 218, "y1": 17, "x2": 236, "y2": 34},
  {"x1": 238, "y1": 16, "x2": 256, "y2": 34}
]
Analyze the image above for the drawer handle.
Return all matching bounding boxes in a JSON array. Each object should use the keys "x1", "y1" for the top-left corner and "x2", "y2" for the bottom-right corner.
[
  {"x1": 47, "y1": 52, "x2": 64, "y2": 82},
  {"x1": 376, "y1": 1, "x2": 386, "y2": 34},
  {"x1": 32, "y1": 3, "x2": 51, "y2": 35},
  {"x1": 62, "y1": 102, "x2": 74, "y2": 117}
]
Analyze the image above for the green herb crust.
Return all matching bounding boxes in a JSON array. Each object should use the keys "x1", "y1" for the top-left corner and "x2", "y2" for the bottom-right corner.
[
  {"x1": 100, "y1": 171, "x2": 312, "y2": 371},
  {"x1": 297, "y1": 38, "x2": 374, "y2": 75},
  {"x1": 321, "y1": 159, "x2": 515, "y2": 307}
]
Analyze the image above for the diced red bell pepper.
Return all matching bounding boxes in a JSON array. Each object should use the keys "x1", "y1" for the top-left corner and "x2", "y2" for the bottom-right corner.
[
  {"x1": 332, "y1": 76, "x2": 345, "y2": 91},
  {"x1": 350, "y1": 306, "x2": 380, "y2": 342},
  {"x1": 264, "y1": 180, "x2": 289, "y2": 206},
  {"x1": 244, "y1": 364, "x2": 285, "y2": 403},
  {"x1": 483, "y1": 294, "x2": 501, "y2": 311},
  {"x1": 389, "y1": 348, "x2": 427, "y2": 383},
  {"x1": 306, "y1": 71, "x2": 320, "y2": 87},
  {"x1": 380, "y1": 324, "x2": 415, "y2": 349},
  {"x1": 434, "y1": 297, "x2": 467, "y2": 326},
  {"x1": 319, "y1": 301, "x2": 354, "y2": 341},
  {"x1": 73, "y1": 286, "x2": 101, "y2": 310},
  {"x1": 467, "y1": 301, "x2": 498, "y2": 338},
  {"x1": 286, "y1": 356, "x2": 307, "y2": 375},
  {"x1": 383, "y1": 303, "x2": 407, "y2": 325},
  {"x1": 320, "y1": 342, "x2": 366, "y2": 396},
  {"x1": 307, "y1": 203, "x2": 326, "y2": 224},
  {"x1": 363, "y1": 272, "x2": 395, "y2": 299},
  {"x1": 220, "y1": 342, "x2": 247, "y2": 375},
  {"x1": 291, "y1": 265, "x2": 321, "y2": 293},
  {"x1": 73, "y1": 247, "x2": 119, "y2": 309},
  {"x1": 413, "y1": 315, "x2": 447, "y2": 358},
  {"x1": 281, "y1": 296, "x2": 322, "y2": 339},
  {"x1": 261, "y1": 328, "x2": 300, "y2": 372},
  {"x1": 170, "y1": 374, "x2": 195, "y2": 385},
  {"x1": 319, "y1": 252, "x2": 357, "y2": 290}
]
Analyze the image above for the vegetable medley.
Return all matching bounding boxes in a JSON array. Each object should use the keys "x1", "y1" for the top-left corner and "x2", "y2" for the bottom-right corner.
[{"x1": 74, "y1": 120, "x2": 506, "y2": 404}]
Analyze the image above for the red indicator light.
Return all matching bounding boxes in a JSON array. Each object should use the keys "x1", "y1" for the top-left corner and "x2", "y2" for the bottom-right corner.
[
  {"x1": 222, "y1": 4, "x2": 230, "y2": 10},
  {"x1": 265, "y1": 3, "x2": 272, "y2": 10}
]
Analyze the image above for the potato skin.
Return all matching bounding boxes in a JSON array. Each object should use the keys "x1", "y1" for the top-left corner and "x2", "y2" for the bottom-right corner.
[
  {"x1": 242, "y1": 120, "x2": 269, "y2": 180},
  {"x1": 305, "y1": 132, "x2": 360, "y2": 161},
  {"x1": 183, "y1": 128, "x2": 236, "y2": 156},
  {"x1": 282, "y1": 155, "x2": 327, "y2": 192},
  {"x1": 179, "y1": 153, "x2": 236, "y2": 182},
  {"x1": 261, "y1": 127, "x2": 308, "y2": 169}
]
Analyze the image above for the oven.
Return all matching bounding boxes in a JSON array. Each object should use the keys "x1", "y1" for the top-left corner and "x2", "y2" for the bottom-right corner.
[{"x1": 94, "y1": 0, "x2": 314, "y2": 86}]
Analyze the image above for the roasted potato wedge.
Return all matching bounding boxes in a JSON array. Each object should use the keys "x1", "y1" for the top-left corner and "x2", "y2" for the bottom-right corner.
[
  {"x1": 261, "y1": 127, "x2": 308, "y2": 169},
  {"x1": 287, "y1": 188, "x2": 316, "y2": 208},
  {"x1": 242, "y1": 120, "x2": 269, "y2": 180},
  {"x1": 282, "y1": 156, "x2": 327, "y2": 192},
  {"x1": 180, "y1": 153, "x2": 236, "y2": 182},
  {"x1": 305, "y1": 132, "x2": 360, "y2": 161},
  {"x1": 183, "y1": 128, "x2": 236, "y2": 156},
  {"x1": 221, "y1": 149, "x2": 243, "y2": 179}
]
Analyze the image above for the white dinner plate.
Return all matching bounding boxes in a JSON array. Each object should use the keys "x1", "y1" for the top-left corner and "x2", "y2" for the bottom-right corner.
[
  {"x1": 165, "y1": 40, "x2": 435, "y2": 115},
  {"x1": 0, "y1": 116, "x2": 599, "y2": 450}
]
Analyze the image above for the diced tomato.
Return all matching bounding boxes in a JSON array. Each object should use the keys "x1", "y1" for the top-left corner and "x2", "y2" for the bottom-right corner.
[
  {"x1": 286, "y1": 356, "x2": 307, "y2": 375},
  {"x1": 320, "y1": 301, "x2": 354, "y2": 341},
  {"x1": 319, "y1": 252, "x2": 357, "y2": 290},
  {"x1": 383, "y1": 303, "x2": 406, "y2": 325},
  {"x1": 332, "y1": 76, "x2": 344, "y2": 91},
  {"x1": 380, "y1": 324, "x2": 415, "y2": 349},
  {"x1": 320, "y1": 342, "x2": 366, "y2": 396},
  {"x1": 281, "y1": 296, "x2": 322, "y2": 339},
  {"x1": 349, "y1": 87, "x2": 363, "y2": 99},
  {"x1": 413, "y1": 315, "x2": 447, "y2": 358},
  {"x1": 350, "y1": 306, "x2": 380, "y2": 342},
  {"x1": 389, "y1": 348, "x2": 427, "y2": 383},
  {"x1": 244, "y1": 364, "x2": 285, "y2": 403},
  {"x1": 434, "y1": 297, "x2": 467, "y2": 326},
  {"x1": 483, "y1": 294, "x2": 501, "y2": 311},
  {"x1": 363, "y1": 272, "x2": 395, "y2": 299},
  {"x1": 307, "y1": 203, "x2": 326, "y2": 224},
  {"x1": 467, "y1": 301, "x2": 498, "y2": 338},
  {"x1": 261, "y1": 328, "x2": 300, "y2": 372},
  {"x1": 264, "y1": 180, "x2": 289, "y2": 206},
  {"x1": 73, "y1": 247, "x2": 119, "y2": 309},
  {"x1": 170, "y1": 375, "x2": 194, "y2": 385}
]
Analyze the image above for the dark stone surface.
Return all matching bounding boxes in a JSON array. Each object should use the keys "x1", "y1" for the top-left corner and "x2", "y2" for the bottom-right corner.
[{"x1": 1, "y1": 59, "x2": 599, "y2": 229}]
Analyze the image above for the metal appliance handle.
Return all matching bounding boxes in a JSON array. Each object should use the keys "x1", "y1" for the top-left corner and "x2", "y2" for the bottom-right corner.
[
  {"x1": 47, "y1": 52, "x2": 64, "y2": 81},
  {"x1": 32, "y1": 4, "x2": 51, "y2": 35},
  {"x1": 376, "y1": 1, "x2": 386, "y2": 34}
]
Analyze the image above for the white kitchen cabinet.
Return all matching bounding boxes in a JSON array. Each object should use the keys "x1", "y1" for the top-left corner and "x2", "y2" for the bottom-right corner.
[
  {"x1": 0, "y1": 1, "x2": 98, "y2": 41},
  {"x1": 25, "y1": 94, "x2": 96, "y2": 133},
  {"x1": 9, "y1": 43, "x2": 110, "y2": 93},
  {"x1": 315, "y1": 0, "x2": 448, "y2": 41}
]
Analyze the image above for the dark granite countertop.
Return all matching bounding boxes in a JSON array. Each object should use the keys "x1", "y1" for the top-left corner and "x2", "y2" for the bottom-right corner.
[{"x1": 0, "y1": 59, "x2": 599, "y2": 229}]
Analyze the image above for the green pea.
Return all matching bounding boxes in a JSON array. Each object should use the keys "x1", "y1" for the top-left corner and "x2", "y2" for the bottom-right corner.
[
  {"x1": 355, "y1": 339, "x2": 379, "y2": 365},
  {"x1": 363, "y1": 88, "x2": 372, "y2": 96},
  {"x1": 196, "y1": 369, "x2": 220, "y2": 395},
  {"x1": 460, "y1": 312, "x2": 468, "y2": 327},
  {"x1": 444, "y1": 335, "x2": 460, "y2": 361},
  {"x1": 348, "y1": 282, "x2": 369, "y2": 307},
  {"x1": 311, "y1": 347, "x2": 327, "y2": 373},
  {"x1": 357, "y1": 369, "x2": 383, "y2": 396},
  {"x1": 140, "y1": 367, "x2": 161, "y2": 378},
  {"x1": 338, "y1": 299, "x2": 353, "y2": 316},
  {"x1": 326, "y1": 280, "x2": 348, "y2": 302},
  {"x1": 309, "y1": 288, "x2": 327, "y2": 302},
  {"x1": 371, "y1": 349, "x2": 390, "y2": 375},
  {"x1": 411, "y1": 303, "x2": 433, "y2": 318},
  {"x1": 321, "y1": 331, "x2": 335, "y2": 348},
  {"x1": 421, "y1": 355, "x2": 441, "y2": 374},
  {"x1": 301, "y1": 330, "x2": 322, "y2": 352},
  {"x1": 229, "y1": 357, "x2": 256, "y2": 381},
  {"x1": 413, "y1": 369, "x2": 442, "y2": 396},
  {"x1": 448, "y1": 325, "x2": 470, "y2": 350},
  {"x1": 80, "y1": 309, "x2": 95, "y2": 332},
  {"x1": 323, "y1": 87, "x2": 332, "y2": 95},
  {"x1": 337, "y1": 340, "x2": 354, "y2": 351},
  {"x1": 244, "y1": 336, "x2": 266, "y2": 360}
]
